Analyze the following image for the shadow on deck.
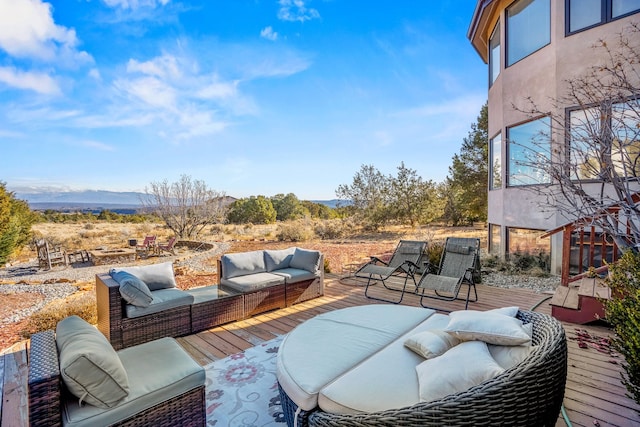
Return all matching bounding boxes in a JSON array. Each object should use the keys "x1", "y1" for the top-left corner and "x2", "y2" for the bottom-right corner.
[{"x1": 2, "y1": 274, "x2": 639, "y2": 426}]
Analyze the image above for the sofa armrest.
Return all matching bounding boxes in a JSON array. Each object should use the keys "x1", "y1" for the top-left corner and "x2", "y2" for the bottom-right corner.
[
  {"x1": 28, "y1": 330, "x2": 61, "y2": 427},
  {"x1": 96, "y1": 273, "x2": 126, "y2": 349}
]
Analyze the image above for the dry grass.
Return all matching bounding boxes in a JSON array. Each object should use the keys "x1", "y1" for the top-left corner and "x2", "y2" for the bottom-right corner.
[{"x1": 19, "y1": 291, "x2": 97, "y2": 339}]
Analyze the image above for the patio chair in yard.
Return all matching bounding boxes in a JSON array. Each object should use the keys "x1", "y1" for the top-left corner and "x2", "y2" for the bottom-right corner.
[
  {"x1": 35, "y1": 239, "x2": 67, "y2": 270},
  {"x1": 135, "y1": 235, "x2": 156, "y2": 256},
  {"x1": 417, "y1": 236, "x2": 481, "y2": 311},
  {"x1": 357, "y1": 240, "x2": 427, "y2": 304},
  {"x1": 156, "y1": 236, "x2": 177, "y2": 256}
]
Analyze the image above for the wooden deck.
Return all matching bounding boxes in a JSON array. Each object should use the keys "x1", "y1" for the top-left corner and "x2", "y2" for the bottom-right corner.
[{"x1": 2, "y1": 274, "x2": 639, "y2": 426}]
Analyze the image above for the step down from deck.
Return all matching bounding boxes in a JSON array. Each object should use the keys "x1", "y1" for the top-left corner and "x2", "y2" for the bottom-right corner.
[{"x1": 550, "y1": 277, "x2": 611, "y2": 324}]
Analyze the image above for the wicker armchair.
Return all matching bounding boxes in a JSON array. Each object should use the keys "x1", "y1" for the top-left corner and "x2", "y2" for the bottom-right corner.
[
  {"x1": 27, "y1": 330, "x2": 205, "y2": 427},
  {"x1": 280, "y1": 310, "x2": 567, "y2": 427}
]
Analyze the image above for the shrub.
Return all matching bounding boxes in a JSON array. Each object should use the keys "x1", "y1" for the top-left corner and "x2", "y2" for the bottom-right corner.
[
  {"x1": 20, "y1": 291, "x2": 97, "y2": 339},
  {"x1": 276, "y1": 222, "x2": 313, "y2": 242},
  {"x1": 314, "y1": 219, "x2": 347, "y2": 240},
  {"x1": 604, "y1": 250, "x2": 640, "y2": 405},
  {"x1": 424, "y1": 242, "x2": 444, "y2": 273}
]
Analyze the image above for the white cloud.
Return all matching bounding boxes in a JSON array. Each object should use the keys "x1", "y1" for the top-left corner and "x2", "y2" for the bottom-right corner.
[
  {"x1": 0, "y1": 66, "x2": 60, "y2": 95},
  {"x1": 126, "y1": 54, "x2": 182, "y2": 79},
  {"x1": 0, "y1": 0, "x2": 91, "y2": 64},
  {"x1": 260, "y1": 26, "x2": 278, "y2": 41},
  {"x1": 277, "y1": 0, "x2": 320, "y2": 22},
  {"x1": 89, "y1": 68, "x2": 102, "y2": 80},
  {"x1": 196, "y1": 79, "x2": 238, "y2": 100},
  {"x1": 102, "y1": 0, "x2": 170, "y2": 10},
  {"x1": 114, "y1": 76, "x2": 177, "y2": 110}
]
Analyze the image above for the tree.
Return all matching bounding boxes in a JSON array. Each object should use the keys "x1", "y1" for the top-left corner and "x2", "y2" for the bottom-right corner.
[
  {"x1": 271, "y1": 193, "x2": 309, "y2": 221},
  {"x1": 0, "y1": 183, "x2": 37, "y2": 264},
  {"x1": 301, "y1": 200, "x2": 338, "y2": 219},
  {"x1": 142, "y1": 175, "x2": 227, "y2": 239},
  {"x1": 335, "y1": 164, "x2": 390, "y2": 230},
  {"x1": 388, "y1": 162, "x2": 441, "y2": 226},
  {"x1": 227, "y1": 196, "x2": 277, "y2": 224},
  {"x1": 444, "y1": 103, "x2": 488, "y2": 224},
  {"x1": 513, "y1": 23, "x2": 640, "y2": 250}
]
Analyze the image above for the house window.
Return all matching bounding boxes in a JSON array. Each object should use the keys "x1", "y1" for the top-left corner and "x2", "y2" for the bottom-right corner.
[
  {"x1": 506, "y1": 0, "x2": 550, "y2": 66},
  {"x1": 489, "y1": 224, "x2": 502, "y2": 255},
  {"x1": 489, "y1": 21, "x2": 500, "y2": 85},
  {"x1": 569, "y1": 100, "x2": 640, "y2": 180},
  {"x1": 507, "y1": 117, "x2": 551, "y2": 186},
  {"x1": 490, "y1": 132, "x2": 502, "y2": 189},
  {"x1": 567, "y1": 0, "x2": 640, "y2": 34},
  {"x1": 507, "y1": 228, "x2": 550, "y2": 271}
]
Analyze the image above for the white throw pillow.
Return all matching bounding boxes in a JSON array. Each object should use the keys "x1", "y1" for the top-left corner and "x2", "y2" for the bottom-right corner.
[
  {"x1": 404, "y1": 330, "x2": 461, "y2": 359},
  {"x1": 488, "y1": 344, "x2": 534, "y2": 370},
  {"x1": 444, "y1": 310, "x2": 532, "y2": 345},
  {"x1": 416, "y1": 341, "x2": 504, "y2": 402},
  {"x1": 487, "y1": 306, "x2": 519, "y2": 317}
]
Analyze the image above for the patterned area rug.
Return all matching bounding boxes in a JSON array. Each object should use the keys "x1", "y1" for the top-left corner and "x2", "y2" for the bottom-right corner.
[{"x1": 205, "y1": 336, "x2": 286, "y2": 426}]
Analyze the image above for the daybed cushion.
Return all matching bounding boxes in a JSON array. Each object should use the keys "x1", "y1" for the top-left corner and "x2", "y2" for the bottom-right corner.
[
  {"x1": 56, "y1": 316, "x2": 129, "y2": 409},
  {"x1": 110, "y1": 271, "x2": 153, "y2": 307},
  {"x1": 404, "y1": 329, "x2": 461, "y2": 360},
  {"x1": 444, "y1": 310, "x2": 532, "y2": 345},
  {"x1": 124, "y1": 288, "x2": 194, "y2": 318},
  {"x1": 111, "y1": 262, "x2": 177, "y2": 291},
  {"x1": 62, "y1": 337, "x2": 205, "y2": 427},
  {"x1": 289, "y1": 248, "x2": 321, "y2": 273},
  {"x1": 489, "y1": 344, "x2": 534, "y2": 370},
  {"x1": 415, "y1": 340, "x2": 504, "y2": 403},
  {"x1": 221, "y1": 272, "x2": 285, "y2": 292},
  {"x1": 221, "y1": 250, "x2": 267, "y2": 278},
  {"x1": 264, "y1": 248, "x2": 295, "y2": 271},
  {"x1": 271, "y1": 268, "x2": 318, "y2": 283},
  {"x1": 277, "y1": 305, "x2": 437, "y2": 411},
  {"x1": 316, "y1": 312, "x2": 449, "y2": 414}
]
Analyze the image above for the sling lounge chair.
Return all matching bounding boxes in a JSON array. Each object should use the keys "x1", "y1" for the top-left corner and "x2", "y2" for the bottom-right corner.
[
  {"x1": 357, "y1": 240, "x2": 427, "y2": 304},
  {"x1": 417, "y1": 237, "x2": 480, "y2": 311}
]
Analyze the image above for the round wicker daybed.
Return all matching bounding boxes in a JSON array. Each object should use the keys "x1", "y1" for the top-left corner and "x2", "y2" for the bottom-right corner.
[{"x1": 279, "y1": 309, "x2": 567, "y2": 427}]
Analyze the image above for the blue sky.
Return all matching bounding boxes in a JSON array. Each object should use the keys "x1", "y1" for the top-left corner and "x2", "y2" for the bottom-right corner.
[{"x1": 0, "y1": 0, "x2": 487, "y2": 200}]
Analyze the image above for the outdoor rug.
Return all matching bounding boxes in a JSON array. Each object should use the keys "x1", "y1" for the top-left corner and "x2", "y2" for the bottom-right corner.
[{"x1": 205, "y1": 335, "x2": 286, "y2": 426}]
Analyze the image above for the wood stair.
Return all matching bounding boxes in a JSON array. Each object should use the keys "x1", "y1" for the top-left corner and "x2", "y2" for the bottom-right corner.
[{"x1": 550, "y1": 277, "x2": 611, "y2": 324}]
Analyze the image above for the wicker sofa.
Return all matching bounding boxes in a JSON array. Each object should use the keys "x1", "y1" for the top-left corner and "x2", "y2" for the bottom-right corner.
[
  {"x1": 278, "y1": 309, "x2": 567, "y2": 427},
  {"x1": 217, "y1": 247, "x2": 324, "y2": 317},
  {"x1": 28, "y1": 316, "x2": 205, "y2": 427}
]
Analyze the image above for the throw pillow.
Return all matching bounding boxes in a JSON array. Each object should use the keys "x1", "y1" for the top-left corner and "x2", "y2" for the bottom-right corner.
[
  {"x1": 289, "y1": 248, "x2": 321, "y2": 272},
  {"x1": 416, "y1": 340, "x2": 504, "y2": 402},
  {"x1": 444, "y1": 310, "x2": 532, "y2": 346},
  {"x1": 56, "y1": 315, "x2": 129, "y2": 408},
  {"x1": 110, "y1": 270, "x2": 153, "y2": 307},
  {"x1": 487, "y1": 306, "x2": 519, "y2": 317},
  {"x1": 111, "y1": 261, "x2": 177, "y2": 291},
  {"x1": 488, "y1": 344, "x2": 534, "y2": 370},
  {"x1": 404, "y1": 330, "x2": 461, "y2": 359}
]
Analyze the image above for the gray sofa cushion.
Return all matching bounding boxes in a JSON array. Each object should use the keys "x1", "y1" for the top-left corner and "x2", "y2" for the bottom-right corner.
[
  {"x1": 264, "y1": 248, "x2": 295, "y2": 272},
  {"x1": 111, "y1": 262, "x2": 177, "y2": 291},
  {"x1": 272, "y1": 268, "x2": 318, "y2": 283},
  {"x1": 289, "y1": 248, "x2": 321, "y2": 273},
  {"x1": 111, "y1": 271, "x2": 153, "y2": 307},
  {"x1": 221, "y1": 250, "x2": 267, "y2": 279},
  {"x1": 56, "y1": 316, "x2": 129, "y2": 409},
  {"x1": 62, "y1": 337, "x2": 205, "y2": 427},
  {"x1": 221, "y1": 272, "x2": 285, "y2": 292},
  {"x1": 124, "y1": 288, "x2": 194, "y2": 319}
]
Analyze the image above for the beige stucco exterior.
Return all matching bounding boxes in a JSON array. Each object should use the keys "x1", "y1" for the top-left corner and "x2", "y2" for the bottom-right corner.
[{"x1": 469, "y1": 0, "x2": 640, "y2": 274}]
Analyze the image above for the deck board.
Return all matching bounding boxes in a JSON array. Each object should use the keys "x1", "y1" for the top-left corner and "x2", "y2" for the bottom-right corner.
[{"x1": 2, "y1": 274, "x2": 639, "y2": 426}]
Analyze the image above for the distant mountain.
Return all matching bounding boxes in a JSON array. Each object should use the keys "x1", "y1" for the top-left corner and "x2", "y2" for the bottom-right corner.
[
  {"x1": 12, "y1": 189, "x2": 344, "y2": 211},
  {"x1": 310, "y1": 199, "x2": 348, "y2": 208}
]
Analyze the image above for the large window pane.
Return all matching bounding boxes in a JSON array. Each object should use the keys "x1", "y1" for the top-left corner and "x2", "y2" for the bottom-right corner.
[
  {"x1": 489, "y1": 224, "x2": 501, "y2": 255},
  {"x1": 569, "y1": 107, "x2": 602, "y2": 179},
  {"x1": 490, "y1": 133, "x2": 502, "y2": 189},
  {"x1": 568, "y1": 0, "x2": 602, "y2": 32},
  {"x1": 612, "y1": 0, "x2": 640, "y2": 17},
  {"x1": 507, "y1": 0, "x2": 550, "y2": 66},
  {"x1": 611, "y1": 101, "x2": 640, "y2": 176},
  {"x1": 489, "y1": 22, "x2": 500, "y2": 85},
  {"x1": 507, "y1": 228, "x2": 550, "y2": 272},
  {"x1": 507, "y1": 117, "x2": 551, "y2": 186}
]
